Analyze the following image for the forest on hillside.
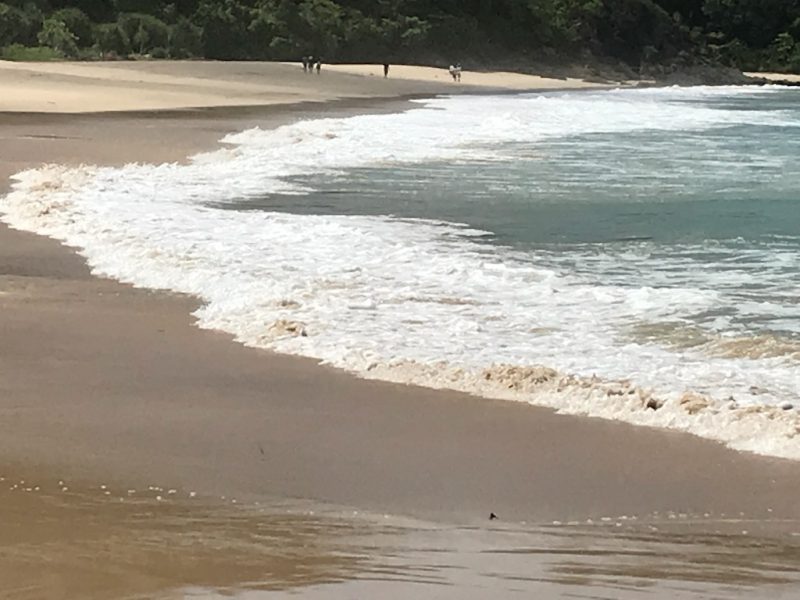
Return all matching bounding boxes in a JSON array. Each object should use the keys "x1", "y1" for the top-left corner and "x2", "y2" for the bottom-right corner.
[{"x1": 1, "y1": 0, "x2": 799, "y2": 74}]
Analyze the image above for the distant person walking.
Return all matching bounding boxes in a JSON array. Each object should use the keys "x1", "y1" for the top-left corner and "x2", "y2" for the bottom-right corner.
[
  {"x1": 383, "y1": 63, "x2": 390, "y2": 78},
  {"x1": 301, "y1": 56, "x2": 309, "y2": 72},
  {"x1": 315, "y1": 59, "x2": 322, "y2": 74}
]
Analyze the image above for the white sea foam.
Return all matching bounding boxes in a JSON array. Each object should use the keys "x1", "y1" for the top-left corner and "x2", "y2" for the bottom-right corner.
[{"x1": 2, "y1": 87, "x2": 799, "y2": 459}]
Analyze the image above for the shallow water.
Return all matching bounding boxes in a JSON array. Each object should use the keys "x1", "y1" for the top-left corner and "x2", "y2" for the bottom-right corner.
[
  {"x1": 2, "y1": 470, "x2": 800, "y2": 599},
  {"x1": 3, "y1": 86, "x2": 800, "y2": 458}
]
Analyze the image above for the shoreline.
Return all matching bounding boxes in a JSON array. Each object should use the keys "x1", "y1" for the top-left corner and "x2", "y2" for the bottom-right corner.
[
  {"x1": 0, "y1": 59, "x2": 615, "y2": 114},
  {"x1": 2, "y1": 62, "x2": 800, "y2": 528}
]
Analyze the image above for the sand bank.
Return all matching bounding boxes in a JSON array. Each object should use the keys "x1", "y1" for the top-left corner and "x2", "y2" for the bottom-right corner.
[
  {"x1": 746, "y1": 71, "x2": 800, "y2": 83},
  {"x1": 0, "y1": 59, "x2": 610, "y2": 114},
  {"x1": 1, "y1": 62, "x2": 800, "y2": 528},
  {"x1": 321, "y1": 62, "x2": 611, "y2": 88}
]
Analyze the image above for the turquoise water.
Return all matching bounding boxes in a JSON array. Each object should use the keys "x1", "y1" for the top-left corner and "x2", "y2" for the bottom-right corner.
[
  {"x1": 241, "y1": 91, "x2": 800, "y2": 242},
  {"x1": 235, "y1": 88, "x2": 800, "y2": 341}
]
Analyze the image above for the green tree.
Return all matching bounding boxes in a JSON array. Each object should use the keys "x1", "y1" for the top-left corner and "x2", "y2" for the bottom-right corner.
[
  {"x1": 249, "y1": 1, "x2": 294, "y2": 59},
  {"x1": 195, "y1": 0, "x2": 253, "y2": 59},
  {"x1": 115, "y1": 0, "x2": 163, "y2": 16},
  {"x1": 51, "y1": 7, "x2": 94, "y2": 47},
  {"x1": 298, "y1": 0, "x2": 344, "y2": 57},
  {"x1": 0, "y1": 2, "x2": 41, "y2": 46},
  {"x1": 770, "y1": 32, "x2": 796, "y2": 63},
  {"x1": 0, "y1": 0, "x2": 796, "y2": 73},
  {"x1": 37, "y1": 17, "x2": 78, "y2": 56},
  {"x1": 117, "y1": 12, "x2": 170, "y2": 54},
  {"x1": 169, "y1": 15, "x2": 202, "y2": 57},
  {"x1": 94, "y1": 21, "x2": 130, "y2": 55},
  {"x1": 394, "y1": 15, "x2": 430, "y2": 52},
  {"x1": 341, "y1": 14, "x2": 384, "y2": 58},
  {"x1": 48, "y1": 0, "x2": 115, "y2": 22},
  {"x1": 702, "y1": 0, "x2": 795, "y2": 49},
  {"x1": 768, "y1": 32, "x2": 800, "y2": 71}
]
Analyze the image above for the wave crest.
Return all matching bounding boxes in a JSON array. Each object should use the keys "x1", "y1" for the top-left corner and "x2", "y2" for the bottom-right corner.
[{"x1": 362, "y1": 360, "x2": 800, "y2": 459}]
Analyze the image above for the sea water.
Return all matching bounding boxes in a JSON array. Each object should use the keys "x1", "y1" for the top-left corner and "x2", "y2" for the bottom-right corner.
[{"x1": 4, "y1": 86, "x2": 800, "y2": 458}]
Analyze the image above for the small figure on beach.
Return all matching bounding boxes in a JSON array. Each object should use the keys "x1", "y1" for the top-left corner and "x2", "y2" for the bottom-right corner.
[
  {"x1": 301, "y1": 56, "x2": 309, "y2": 72},
  {"x1": 383, "y1": 63, "x2": 390, "y2": 78},
  {"x1": 315, "y1": 59, "x2": 322, "y2": 74},
  {"x1": 489, "y1": 512, "x2": 498, "y2": 520},
  {"x1": 448, "y1": 63, "x2": 462, "y2": 82}
]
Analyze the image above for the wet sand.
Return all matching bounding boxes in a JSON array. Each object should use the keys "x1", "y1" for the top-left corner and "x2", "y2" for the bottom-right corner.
[
  {"x1": 2, "y1": 60, "x2": 800, "y2": 598},
  {"x1": 3, "y1": 464, "x2": 800, "y2": 600},
  {"x1": 0, "y1": 468, "x2": 370, "y2": 599}
]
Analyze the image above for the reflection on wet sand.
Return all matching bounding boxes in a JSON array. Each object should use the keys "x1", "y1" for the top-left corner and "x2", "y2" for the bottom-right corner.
[
  {"x1": 0, "y1": 472, "x2": 369, "y2": 600},
  {"x1": 2, "y1": 469, "x2": 800, "y2": 599},
  {"x1": 255, "y1": 522, "x2": 800, "y2": 599},
  {"x1": 482, "y1": 524, "x2": 800, "y2": 597}
]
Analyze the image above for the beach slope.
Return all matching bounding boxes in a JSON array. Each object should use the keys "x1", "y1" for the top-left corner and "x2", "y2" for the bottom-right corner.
[{"x1": 1, "y1": 61, "x2": 800, "y2": 525}]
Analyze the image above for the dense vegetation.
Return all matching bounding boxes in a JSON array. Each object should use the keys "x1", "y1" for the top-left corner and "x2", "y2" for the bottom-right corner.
[{"x1": 1, "y1": 0, "x2": 799, "y2": 73}]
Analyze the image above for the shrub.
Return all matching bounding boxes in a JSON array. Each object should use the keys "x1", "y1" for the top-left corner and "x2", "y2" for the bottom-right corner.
[
  {"x1": 115, "y1": 0, "x2": 163, "y2": 17},
  {"x1": 0, "y1": 2, "x2": 41, "y2": 46},
  {"x1": 169, "y1": 16, "x2": 202, "y2": 58},
  {"x1": 0, "y1": 43, "x2": 62, "y2": 60},
  {"x1": 51, "y1": 8, "x2": 94, "y2": 47},
  {"x1": 38, "y1": 18, "x2": 78, "y2": 57},
  {"x1": 769, "y1": 32, "x2": 796, "y2": 66},
  {"x1": 117, "y1": 13, "x2": 170, "y2": 55},
  {"x1": 94, "y1": 22, "x2": 130, "y2": 56},
  {"x1": 60, "y1": 0, "x2": 115, "y2": 22},
  {"x1": 195, "y1": 0, "x2": 253, "y2": 59}
]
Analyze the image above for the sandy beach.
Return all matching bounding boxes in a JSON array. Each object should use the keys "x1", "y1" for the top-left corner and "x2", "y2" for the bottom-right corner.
[
  {"x1": 746, "y1": 71, "x2": 800, "y2": 83},
  {"x1": 2, "y1": 60, "x2": 800, "y2": 598},
  {"x1": 0, "y1": 59, "x2": 609, "y2": 113}
]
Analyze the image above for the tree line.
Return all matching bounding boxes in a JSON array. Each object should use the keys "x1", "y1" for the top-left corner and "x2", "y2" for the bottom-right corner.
[{"x1": 1, "y1": 0, "x2": 798, "y2": 73}]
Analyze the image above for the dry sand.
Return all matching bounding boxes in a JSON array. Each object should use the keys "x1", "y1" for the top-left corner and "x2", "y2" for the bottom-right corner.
[
  {"x1": 746, "y1": 71, "x2": 800, "y2": 83},
  {"x1": 322, "y1": 62, "x2": 611, "y2": 88},
  {"x1": 2, "y1": 60, "x2": 800, "y2": 527},
  {"x1": 0, "y1": 59, "x2": 610, "y2": 113}
]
